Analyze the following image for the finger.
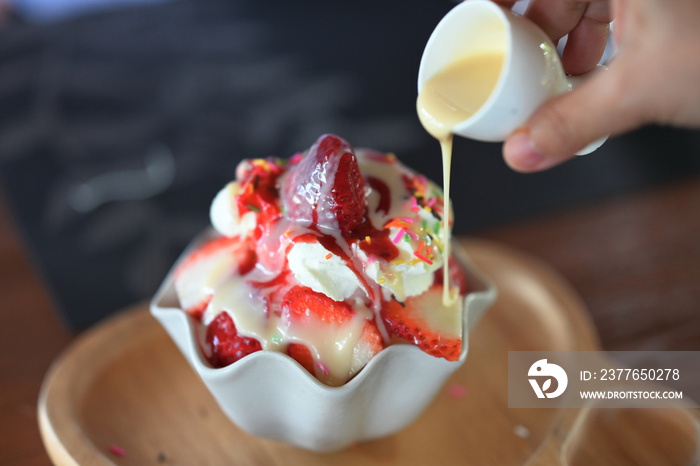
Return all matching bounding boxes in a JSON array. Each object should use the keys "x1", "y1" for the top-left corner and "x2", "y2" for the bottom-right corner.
[
  {"x1": 561, "y1": 15, "x2": 610, "y2": 75},
  {"x1": 524, "y1": 0, "x2": 588, "y2": 43},
  {"x1": 489, "y1": 0, "x2": 521, "y2": 9},
  {"x1": 503, "y1": 63, "x2": 645, "y2": 172},
  {"x1": 561, "y1": 2, "x2": 612, "y2": 75}
]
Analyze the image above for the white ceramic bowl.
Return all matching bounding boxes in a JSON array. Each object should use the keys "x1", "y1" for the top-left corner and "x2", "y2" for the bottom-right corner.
[{"x1": 150, "y1": 230, "x2": 496, "y2": 452}]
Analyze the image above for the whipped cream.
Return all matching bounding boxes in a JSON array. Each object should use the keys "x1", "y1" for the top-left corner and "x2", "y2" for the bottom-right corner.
[{"x1": 287, "y1": 242, "x2": 366, "y2": 301}]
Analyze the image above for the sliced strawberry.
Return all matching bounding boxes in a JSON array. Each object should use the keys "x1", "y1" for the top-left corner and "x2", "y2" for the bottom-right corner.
[
  {"x1": 381, "y1": 285, "x2": 463, "y2": 361},
  {"x1": 282, "y1": 285, "x2": 383, "y2": 383},
  {"x1": 205, "y1": 311, "x2": 262, "y2": 367},
  {"x1": 282, "y1": 134, "x2": 367, "y2": 234},
  {"x1": 287, "y1": 342, "x2": 315, "y2": 374},
  {"x1": 174, "y1": 235, "x2": 256, "y2": 316},
  {"x1": 283, "y1": 284, "x2": 355, "y2": 323},
  {"x1": 332, "y1": 147, "x2": 367, "y2": 233}
]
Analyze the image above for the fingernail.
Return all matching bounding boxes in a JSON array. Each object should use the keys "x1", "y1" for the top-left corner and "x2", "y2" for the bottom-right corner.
[{"x1": 504, "y1": 130, "x2": 550, "y2": 172}]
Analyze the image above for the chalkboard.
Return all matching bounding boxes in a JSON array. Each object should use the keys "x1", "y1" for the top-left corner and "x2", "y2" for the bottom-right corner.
[{"x1": 1, "y1": 0, "x2": 699, "y2": 328}]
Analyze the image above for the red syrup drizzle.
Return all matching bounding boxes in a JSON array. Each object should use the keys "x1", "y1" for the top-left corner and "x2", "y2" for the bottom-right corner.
[
  {"x1": 366, "y1": 176, "x2": 390, "y2": 215},
  {"x1": 248, "y1": 269, "x2": 291, "y2": 289},
  {"x1": 237, "y1": 246, "x2": 258, "y2": 276},
  {"x1": 358, "y1": 175, "x2": 397, "y2": 260},
  {"x1": 247, "y1": 268, "x2": 292, "y2": 317},
  {"x1": 354, "y1": 222, "x2": 398, "y2": 261}
]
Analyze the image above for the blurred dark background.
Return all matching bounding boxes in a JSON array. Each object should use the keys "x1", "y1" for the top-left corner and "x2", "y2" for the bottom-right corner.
[{"x1": 1, "y1": 0, "x2": 699, "y2": 329}]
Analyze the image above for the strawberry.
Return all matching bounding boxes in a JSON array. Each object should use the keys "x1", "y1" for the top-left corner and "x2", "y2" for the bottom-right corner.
[
  {"x1": 282, "y1": 134, "x2": 367, "y2": 234},
  {"x1": 205, "y1": 311, "x2": 262, "y2": 367},
  {"x1": 287, "y1": 342, "x2": 315, "y2": 374},
  {"x1": 282, "y1": 285, "x2": 383, "y2": 384},
  {"x1": 283, "y1": 284, "x2": 355, "y2": 323},
  {"x1": 434, "y1": 255, "x2": 469, "y2": 295},
  {"x1": 381, "y1": 285, "x2": 463, "y2": 361},
  {"x1": 184, "y1": 295, "x2": 212, "y2": 322},
  {"x1": 234, "y1": 158, "x2": 284, "y2": 226},
  {"x1": 351, "y1": 319, "x2": 384, "y2": 373},
  {"x1": 174, "y1": 235, "x2": 256, "y2": 316}
]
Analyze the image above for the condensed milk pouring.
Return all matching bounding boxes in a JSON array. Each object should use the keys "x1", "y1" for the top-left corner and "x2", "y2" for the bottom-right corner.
[{"x1": 417, "y1": 49, "x2": 505, "y2": 305}]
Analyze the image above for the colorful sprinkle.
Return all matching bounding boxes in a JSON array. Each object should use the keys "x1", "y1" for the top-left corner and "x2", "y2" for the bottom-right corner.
[
  {"x1": 391, "y1": 259, "x2": 406, "y2": 266},
  {"x1": 385, "y1": 218, "x2": 411, "y2": 230},
  {"x1": 246, "y1": 204, "x2": 261, "y2": 213},
  {"x1": 378, "y1": 278, "x2": 386, "y2": 284},
  {"x1": 325, "y1": 253, "x2": 333, "y2": 260},
  {"x1": 253, "y1": 159, "x2": 271, "y2": 171},
  {"x1": 413, "y1": 252, "x2": 433, "y2": 265},
  {"x1": 317, "y1": 361, "x2": 330, "y2": 375},
  {"x1": 365, "y1": 235, "x2": 372, "y2": 244},
  {"x1": 391, "y1": 295, "x2": 406, "y2": 307},
  {"x1": 417, "y1": 240, "x2": 426, "y2": 255},
  {"x1": 405, "y1": 229, "x2": 419, "y2": 240},
  {"x1": 409, "y1": 258, "x2": 421, "y2": 266},
  {"x1": 109, "y1": 445, "x2": 126, "y2": 457},
  {"x1": 392, "y1": 229, "x2": 407, "y2": 244},
  {"x1": 446, "y1": 383, "x2": 467, "y2": 399},
  {"x1": 410, "y1": 197, "x2": 420, "y2": 212}
]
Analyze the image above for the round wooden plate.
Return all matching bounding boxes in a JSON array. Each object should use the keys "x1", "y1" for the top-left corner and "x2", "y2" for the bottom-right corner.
[{"x1": 38, "y1": 239, "x2": 699, "y2": 465}]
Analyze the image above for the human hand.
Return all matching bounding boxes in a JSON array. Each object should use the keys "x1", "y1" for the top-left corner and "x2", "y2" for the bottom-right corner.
[{"x1": 493, "y1": 0, "x2": 700, "y2": 172}]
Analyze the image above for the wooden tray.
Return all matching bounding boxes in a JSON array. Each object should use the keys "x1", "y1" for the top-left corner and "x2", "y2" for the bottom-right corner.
[{"x1": 38, "y1": 239, "x2": 699, "y2": 465}]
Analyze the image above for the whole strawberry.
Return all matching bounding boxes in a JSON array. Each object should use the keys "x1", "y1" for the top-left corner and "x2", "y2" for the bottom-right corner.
[{"x1": 282, "y1": 134, "x2": 367, "y2": 234}]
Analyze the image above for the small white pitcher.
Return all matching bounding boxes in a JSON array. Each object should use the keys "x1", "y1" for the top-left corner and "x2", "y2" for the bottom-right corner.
[{"x1": 418, "y1": 0, "x2": 607, "y2": 155}]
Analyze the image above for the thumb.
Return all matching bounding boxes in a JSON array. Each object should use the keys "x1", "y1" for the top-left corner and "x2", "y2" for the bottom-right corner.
[{"x1": 503, "y1": 65, "x2": 643, "y2": 172}]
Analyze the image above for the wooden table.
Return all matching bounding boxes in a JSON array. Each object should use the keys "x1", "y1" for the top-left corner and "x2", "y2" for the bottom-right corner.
[
  {"x1": 479, "y1": 175, "x2": 700, "y2": 352},
  {"x1": 3, "y1": 175, "x2": 700, "y2": 465}
]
